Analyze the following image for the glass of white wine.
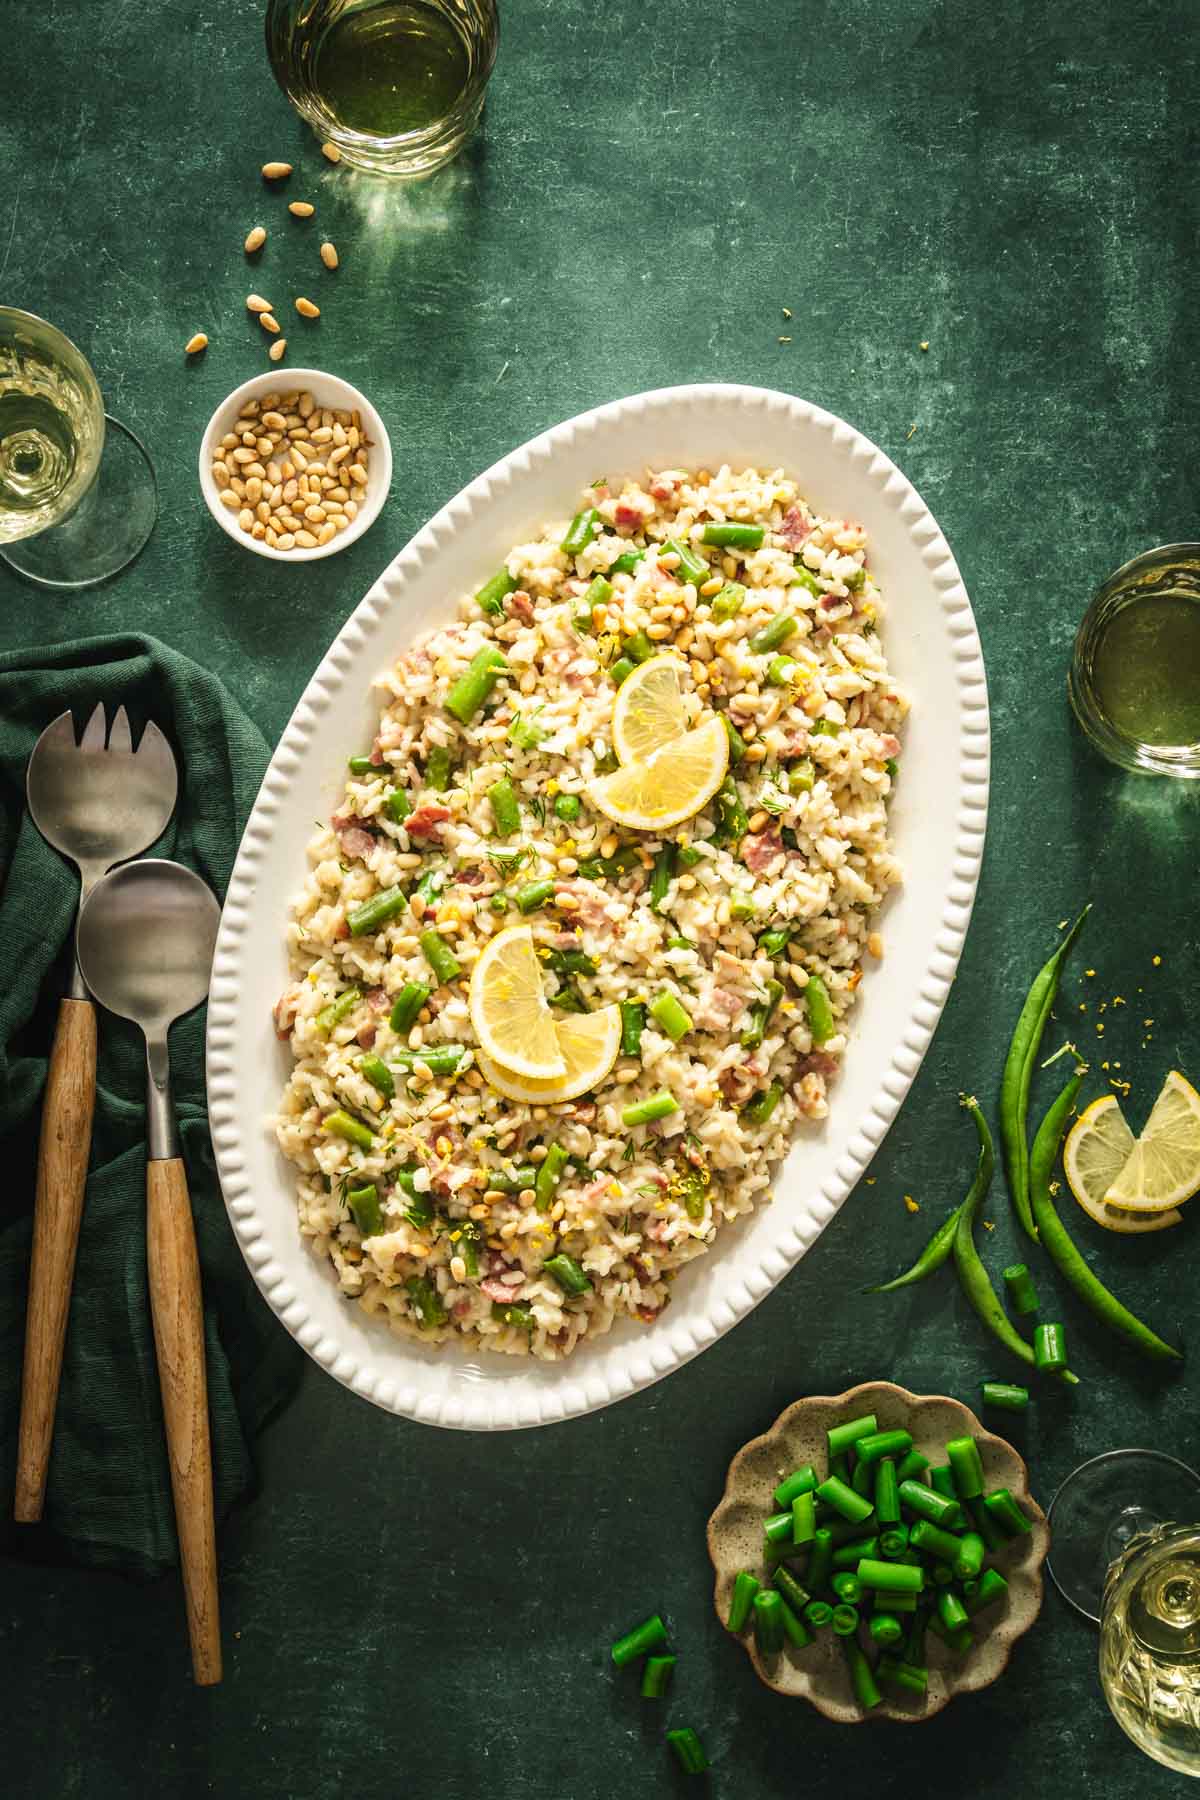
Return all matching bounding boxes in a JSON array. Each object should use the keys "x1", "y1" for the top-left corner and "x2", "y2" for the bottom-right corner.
[
  {"x1": 0, "y1": 307, "x2": 156, "y2": 589},
  {"x1": 1047, "y1": 1449, "x2": 1200, "y2": 1774}
]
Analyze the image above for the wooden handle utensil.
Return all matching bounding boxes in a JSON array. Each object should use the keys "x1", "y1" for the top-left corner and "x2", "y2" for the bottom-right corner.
[{"x1": 15, "y1": 996, "x2": 97, "y2": 1523}]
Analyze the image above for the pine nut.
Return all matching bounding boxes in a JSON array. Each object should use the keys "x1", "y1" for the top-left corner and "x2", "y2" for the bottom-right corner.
[
  {"x1": 748, "y1": 810, "x2": 769, "y2": 833},
  {"x1": 295, "y1": 297, "x2": 320, "y2": 318},
  {"x1": 298, "y1": 391, "x2": 315, "y2": 416},
  {"x1": 329, "y1": 444, "x2": 350, "y2": 466},
  {"x1": 229, "y1": 477, "x2": 247, "y2": 499},
  {"x1": 244, "y1": 225, "x2": 267, "y2": 253},
  {"x1": 238, "y1": 509, "x2": 253, "y2": 532},
  {"x1": 646, "y1": 622, "x2": 672, "y2": 640},
  {"x1": 310, "y1": 424, "x2": 333, "y2": 442},
  {"x1": 251, "y1": 521, "x2": 266, "y2": 540},
  {"x1": 303, "y1": 503, "x2": 324, "y2": 522},
  {"x1": 290, "y1": 443, "x2": 309, "y2": 469},
  {"x1": 268, "y1": 339, "x2": 287, "y2": 362},
  {"x1": 348, "y1": 462, "x2": 368, "y2": 486},
  {"x1": 320, "y1": 241, "x2": 339, "y2": 269},
  {"x1": 288, "y1": 201, "x2": 315, "y2": 217},
  {"x1": 321, "y1": 141, "x2": 342, "y2": 163},
  {"x1": 245, "y1": 476, "x2": 263, "y2": 504},
  {"x1": 266, "y1": 527, "x2": 279, "y2": 548},
  {"x1": 262, "y1": 161, "x2": 293, "y2": 179},
  {"x1": 276, "y1": 533, "x2": 295, "y2": 550},
  {"x1": 259, "y1": 312, "x2": 281, "y2": 334},
  {"x1": 231, "y1": 446, "x2": 255, "y2": 465},
  {"x1": 244, "y1": 461, "x2": 266, "y2": 480},
  {"x1": 282, "y1": 478, "x2": 298, "y2": 503},
  {"x1": 212, "y1": 459, "x2": 229, "y2": 485},
  {"x1": 329, "y1": 484, "x2": 349, "y2": 501},
  {"x1": 246, "y1": 294, "x2": 272, "y2": 313},
  {"x1": 219, "y1": 489, "x2": 239, "y2": 510},
  {"x1": 295, "y1": 529, "x2": 318, "y2": 547},
  {"x1": 344, "y1": 498, "x2": 358, "y2": 519},
  {"x1": 184, "y1": 332, "x2": 208, "y2": 354},
  {"x1": 317, "y1": 523, "x2": 336, "y2": 545}
]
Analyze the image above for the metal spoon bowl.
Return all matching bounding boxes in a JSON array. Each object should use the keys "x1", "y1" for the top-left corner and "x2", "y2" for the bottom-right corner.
[
  {"x1": 77, "y1": 858, "x2": 219, "y2": 1158},
  {"x1": 76, "y1": 857, "x2": 223, "y2": 1686}
]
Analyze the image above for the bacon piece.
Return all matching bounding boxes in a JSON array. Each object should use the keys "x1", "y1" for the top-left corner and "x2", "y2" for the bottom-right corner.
[
  {"x1": 881, "y1": 733, "x2": 901, "y2": 757},
  {"x1": 614, "y1": 500, "x2": 645, "y2": 532},
  {"x1": 649, "y1": 474, "x2": 677, "y2": 501},
  {"x1": 481, "y1": 1275, "x2": 522, "y2": 1304},
  {"x1": 455, "y1": 865, "x2": 485, "y2": 887},
  {"x1": 743, "y1": 829, "x2": 784, "y2": 874},
  {"x1": 355, "y1": 1023, "x2": 377, "y2": 1050},
  {"x1": 406, "y1": 802, "x2": 451, "y2": 841},
  {"x1": 637, "y1": 1304, "x2": 661, "y2": 1323},
  {"x1": 365, "y1": 986, "x2": 389, "y2": 1012},
  {"x1": 339, "y1": 827, "x2": 375, "y2": 861},
  {"x1": 778, "y1": 505, "x2": 811, "y2": 549},
  {"x1": 797, "y1": 1050, "x2": 840, "y2": 1078},
  {"x1": 504, "y1": 589, "x2": 534, "y2": 623}
]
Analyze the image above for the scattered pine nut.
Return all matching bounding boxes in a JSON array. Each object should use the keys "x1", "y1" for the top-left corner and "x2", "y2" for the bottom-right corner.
[
  {"x1": 259, "y1": 312, "x2": 281, "y2": 334},
  {"x1": 262, "y1": 161, "x2": 292, "y2": 180},
  {"x1": 320, "y1": 241, "x2": 339, "y2": 269},
  {"x1": 288, "y1": 201, "x2": 315, "y2": 217},
  {"x1": 184, "y1": 332, "x2": 208, "y2": 355},
  {"x1": 320, "y1": 142, "x2": 341, "y2": 163},
  {"x1": 246, "y1": 294, "x2": 273, "y2": 314},
  {"x1": 244, "y1": 225, "x2": 267, "y2": 253},
  {"x1": 268, "y1": 338, "x2": 287, "y2": 362},
  {"x1": 294, "y1": 297, "x2": 320, "y2": 318}
]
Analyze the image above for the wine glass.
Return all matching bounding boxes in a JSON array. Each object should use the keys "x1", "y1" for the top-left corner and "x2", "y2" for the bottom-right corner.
[
  {"x1": 0, "y1": 307, "x2": 157, "y2": 589},
  {"x1": 1047, "y1": 1449, "x2": 1200, "y2": 1774}
]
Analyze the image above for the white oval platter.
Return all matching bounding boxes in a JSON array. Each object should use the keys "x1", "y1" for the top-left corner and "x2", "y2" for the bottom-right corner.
[{"x1": 206, "y1": 383, "x2": 989, "y2": 1431}]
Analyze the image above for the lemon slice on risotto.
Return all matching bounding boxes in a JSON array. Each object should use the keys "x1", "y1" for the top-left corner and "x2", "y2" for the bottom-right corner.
[{"x1": 468, "y1": 923, "x2": 565, "y2": 1080}]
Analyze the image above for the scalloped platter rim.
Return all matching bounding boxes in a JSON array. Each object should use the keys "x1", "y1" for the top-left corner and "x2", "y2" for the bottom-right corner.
[
  {"x1": 205, "y1": 383, "x2": 990, "y2": 1430},
  {"x1": 706, "y1": 1380, "x2": 1049, "y2": 1721}
]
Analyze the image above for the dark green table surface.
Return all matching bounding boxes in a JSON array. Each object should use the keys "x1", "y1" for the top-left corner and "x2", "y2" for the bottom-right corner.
[{"x1": 3, "y1": 0, "x2": 1199, "y2": 1794}]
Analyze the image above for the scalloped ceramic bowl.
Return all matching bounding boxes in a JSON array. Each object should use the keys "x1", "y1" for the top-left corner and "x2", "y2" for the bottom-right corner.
[
  {"x1": 707, "y1": 1381, "x2": 1049, "y2": 1721},
  {"x1": 206, "y1": 384, "x2": 989, "y2": 1430}
]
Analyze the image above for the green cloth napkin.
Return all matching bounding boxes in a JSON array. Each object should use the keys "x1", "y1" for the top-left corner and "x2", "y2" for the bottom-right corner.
[{"x1": 0, "y1": 632, "x2": 301, "y2": 1577}]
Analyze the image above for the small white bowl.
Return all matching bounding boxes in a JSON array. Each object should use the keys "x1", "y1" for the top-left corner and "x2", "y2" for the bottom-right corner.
[{"x1": 198, "y1": 368, "x2": 392, "y2": 563}]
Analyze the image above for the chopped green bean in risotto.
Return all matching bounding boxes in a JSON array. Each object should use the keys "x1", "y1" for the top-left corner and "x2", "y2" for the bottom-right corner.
[{"x1": 273, "y1": 464, "x2": 907, "y2": 1359}]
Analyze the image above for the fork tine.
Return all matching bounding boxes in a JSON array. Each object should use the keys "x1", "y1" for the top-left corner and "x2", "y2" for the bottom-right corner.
[
  {"x1": 135, "y1": 719, "x2": 180, "y2": 806},
  {"x1": 36, "y1": 710, "x2": 79, "y2": 750},
  {"x1": 80, "y1": 703, "x2": 107, "y2": 752},
  {"x1": 108, "y1": 706, "x2": 133, "y2": 754}
]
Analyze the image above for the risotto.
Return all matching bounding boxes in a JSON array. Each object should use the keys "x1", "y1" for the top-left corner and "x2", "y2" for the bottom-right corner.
[{"x1": 273, "y1": 464, "x2": 907, "y2": 1360}]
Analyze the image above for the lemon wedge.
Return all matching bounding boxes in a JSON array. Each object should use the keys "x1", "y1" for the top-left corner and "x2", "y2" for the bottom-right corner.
[
  {"x1": 475, "y1": 1004, "x2": 622, "y2": 1103},
  {"x1": 1104, "y1": 1070, "x2": 1200, "y2": 1212},
  {"x1": 611, "y1": 653, "x2": 689, "y2": 765},
  {"x1": 468, "y1": 924, "x2": 565, "y2": 1080},
  {"x1": 1063, "y1": 1094, "x2": 1182, "y2": 1234},
  {"x1": 588, "y1": 715, "x2": 729, "y2": 831}
]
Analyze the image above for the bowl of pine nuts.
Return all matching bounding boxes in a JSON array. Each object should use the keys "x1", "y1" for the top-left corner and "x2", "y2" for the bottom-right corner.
[{"x1": 199, "y1": 368, "x2": 392, "y2": 561}]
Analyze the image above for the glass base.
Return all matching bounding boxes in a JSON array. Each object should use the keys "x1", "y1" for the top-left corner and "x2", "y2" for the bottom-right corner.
[
  {"x1": 1047, "y1": 1449, "x2": 1200, "y2": 1623},
  {"x1": 0, "y1": 414, "x2": 157, "y2": 589}
]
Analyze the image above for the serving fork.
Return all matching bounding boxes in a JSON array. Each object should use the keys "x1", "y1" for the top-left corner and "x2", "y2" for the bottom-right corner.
[{"x1": 14, "y1": 705, "x2": 178, "y2": 1522}]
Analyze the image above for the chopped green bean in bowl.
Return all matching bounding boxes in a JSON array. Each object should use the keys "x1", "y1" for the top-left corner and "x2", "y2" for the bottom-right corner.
[{"x1": 707, "y1": 1380, "x2": 1048, "y2": 1722}]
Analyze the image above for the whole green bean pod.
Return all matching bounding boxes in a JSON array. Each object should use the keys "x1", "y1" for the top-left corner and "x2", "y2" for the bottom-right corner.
[
  {"x1": 953, "y1": 1095, "x2": 1080, "y2": 1384},
  {"x1": 862, "y1": 1201, "x2": 962, "y2": 1294},
  {"x1": 1029, "y1": 1068, "x2": 1181, "y2": 1362},
  {"x1": 999, "y1": 904, "x2": 1090, "y2": 1241}
]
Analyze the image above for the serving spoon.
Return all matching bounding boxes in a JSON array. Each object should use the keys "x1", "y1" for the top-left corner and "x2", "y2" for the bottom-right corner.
[
  {"x1": 76, "y1": 857, "x2": 223, "y2": 1686},
  {"x1": 16, "y1": 705, "x2": 177, "y2": 1524}
]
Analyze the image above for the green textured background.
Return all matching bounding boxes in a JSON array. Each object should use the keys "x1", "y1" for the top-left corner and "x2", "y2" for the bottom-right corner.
[{"x1": 2, "y1": 0, "x2": 1199, "y2": 1793}]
